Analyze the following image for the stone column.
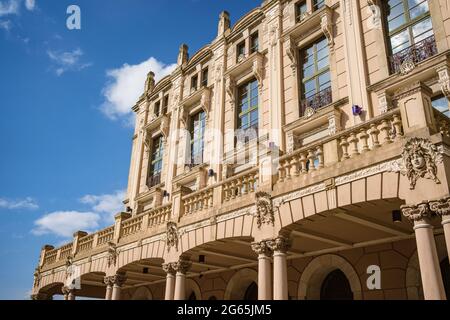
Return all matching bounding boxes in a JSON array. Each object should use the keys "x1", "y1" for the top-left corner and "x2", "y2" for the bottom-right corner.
[
  {"x1": 269, "y1": 237, "x2": 291, "y2": 300},
  {"x1": 162, "y1": 263, "x2": 176, "y2": 300},
  {"x1": 68, "y1": 290, "x2": 76, "y2": 301},
  {"x1": 402, "y1": 202, "x2": 447, "y2": 300},
  {"x1": 251, "y1": 241, "x2": 273, "y2": 300},
  {"x1": 429, "y1": 197, "x2": 450, "y2": 265},
  {"x1": 173, "y1": 259, "x2": 192, "y2": 300},
  {"x1": 111, "y1": 273, "x2": 127, "y2": 301},
  {"x1": 103, "y1": 276, "x2": 114, "y2": 300}
]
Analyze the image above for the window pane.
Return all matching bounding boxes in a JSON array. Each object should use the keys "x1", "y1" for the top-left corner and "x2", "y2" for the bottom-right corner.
[
  {"x1": 390, "y1": 29, "x2": 410, "y2": 53},
  {"x1": 432, "y1": 96, "x2": 450, "y2": 117},
  {"x1": 388, "y1": 14, "x2": 406, "y2": 33},
  {"x1": 412, "y1": 17, "x2": 433, "y2": 41}
]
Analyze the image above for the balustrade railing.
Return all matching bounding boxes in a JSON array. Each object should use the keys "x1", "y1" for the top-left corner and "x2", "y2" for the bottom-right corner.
[
  {"x1": 182, "y1": 187, "x2": 214, "y2": 216},
  {"x1": 390, "y1": 35, "x2": 437, "y2": 74},
  {"x1": 78, "y1": 234, "x2": 94, "y2": 253},
  {"x1": 121, "y1": 215, "x2": 143, "y2": 237},
  {"x1": 44, "y1": 249, "x2": 57, "y2": 265},
  {"x1": 59, "y1": 243, "x2": 73, "y2": 260},
  {"x1": 97, "y1": 226, "x2": 114, "y2": 246},
  {"x1": 223, "y1": 168, "x2": 259, "y2": 202},
  {"x1": 277, "y1": 110, "x2": 403, "y2": 181},
  {"x1": 147, "y1": 204, "x2": 172, "y2": 228}
]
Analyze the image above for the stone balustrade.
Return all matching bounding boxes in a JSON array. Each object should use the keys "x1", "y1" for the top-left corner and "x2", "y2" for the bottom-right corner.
[
  {"x1": 222, "y1": 168, "x2": 259, "y2": 203},
  {"x1": 121, "y1": 215, "x2": 143, "y2": 238},
  {"x1": 97, "y1": 227, "x2": 114, "y2": 246},
  {"x1": 44, "y1": 249, "x2": 57, "y2": 265},
  {"x1": 59, "y1": 243, "x2": 73, "y2": 261},
  {"x1": 78, "y1": 234, "x2": 95, "y2": 253},
  {"x1": 147, "y1": 204, "x2": 172, "y2": 228},
  {"x1": 277, "y1": 110, "x2": 403, "y2": 182},
  {"x1": 182, "y1": 187, "x2": 214, "y2": 216}
]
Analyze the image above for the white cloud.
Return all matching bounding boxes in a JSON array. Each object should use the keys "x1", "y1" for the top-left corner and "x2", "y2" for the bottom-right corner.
[
  {"x1": 24, "y1": 0, "x2": 34, "y2": 11},
  {"x1": 32, "y1": 211, "x2": 100, "y2": 238},
  {"x1": 100, "y1": 57, "x2": 176, "y2": 122},
  {"x1": 0, "y1": 19, "x2": 11, "y2": 30},
  {"x1": 0, "y1": 0, "x2": 19, "y2": 17},
  {"x1": 0, "y1": 197, "x2": 38, "y2": 210},
  {"x1": 80, "y1": 189, "x2": 126, "y2": 222},
  {"x1": 47, "y1": 48, "x2": 92, "y2": 76}
]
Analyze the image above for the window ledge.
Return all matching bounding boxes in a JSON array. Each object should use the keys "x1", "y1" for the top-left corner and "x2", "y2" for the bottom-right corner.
[{"x1": 225, "y1": 51, "x2": 266, "y2": 79}]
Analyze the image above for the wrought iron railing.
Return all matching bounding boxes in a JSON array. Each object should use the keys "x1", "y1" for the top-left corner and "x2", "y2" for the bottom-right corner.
[
  {"x1": 300, "y1": 86, "x2": 332, "y2": 116},
  {"x1": 390, "y1": 35, "x2": 437, "y2": 74},
  {"x1": 147, "y1": 173, "x2": 161, "y2": 188}
]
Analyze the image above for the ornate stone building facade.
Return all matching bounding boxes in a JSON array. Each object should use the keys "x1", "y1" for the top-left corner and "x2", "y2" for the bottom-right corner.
[{"x1": 32, "y1": 0, "x2": 450, "y2": 300}]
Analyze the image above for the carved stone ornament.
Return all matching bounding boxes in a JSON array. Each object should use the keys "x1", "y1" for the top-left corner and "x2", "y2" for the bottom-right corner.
[
  {"x1": 65, "y1": 255, "x2": 74, "y2": 268},
  {"x1": 166, "y1": 221, "x2": 179, "y2": 252},
  {"x1": 173, "y1": 259, "x2": 192, "y2": 274},
  {"x1": 142, "y1": 129, "x2": 151, "y2": 151},
  {"x1": 225, "y1": 76, "x2": 235, "y2": 109},
  {"x1": 112, "y1": 273, "x2": 127, "y2": 287},
  {"x1": 103, "y1": 276, "x2": 114, "y2": 287},
  {"x1": 255, "y1": 192, "x2": 275, "y2": 229},
  {"x1": 268, "y1": 237, "x2": 291, "y2": 253},
  {"x1": 437, "y1": 65, "x2": 450, "y2": 99},
  {"x1": 200, "y1": 88, "x2": 211, "y2": 118},
  {"x1": 286, "y1": 38, "x2": 297, "y2": 75},
  {"x1": 304, "y1": 106, "x2": 316, "y2": 119},
  {"x1": 429, "y1": 197, "x2": 450, "y2": 217},
  {"x1": 162, "y1": 262, "x2": 177, "y2": 275},
  {"x1": 401, "y1": 138, "x2": 442, "y2": 190},
  {"x1": 251, "y1": 240, "x2": 273, "y2": 257},
  {"x1": 160, "y1": 115, "x2": 170, "y2": 142},
  {"x1": 253, "y1": 58, "x2": 264, "y2": 92},
  {"x1": 399, "y1": 58, "x2": 415, "y2": 75},
  {"x1": 179, "y1": 105, "x2": 188, "y2": 128},
  {"x1": 377, "y1": 92, "x2": 392, "y2": 114},
  {"x1": 107, "y1": 242, "x2": 119, "y2": 268},
  {"x1": 321, "y1": 12, "x2": 334, "y2": 48},
  {"x1": 401, "y1": 202, "x2": 432, "y2": 222}
]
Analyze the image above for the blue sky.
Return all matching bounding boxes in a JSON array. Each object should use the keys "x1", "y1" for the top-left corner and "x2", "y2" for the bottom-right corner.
[{"x1": 0, "y1": 0, "x2": 260, "y2": 300}]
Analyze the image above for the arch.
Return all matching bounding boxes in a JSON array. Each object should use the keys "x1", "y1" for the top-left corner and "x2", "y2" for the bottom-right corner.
[
  {"x1": 131, "y1": 286, "x2": 153, "y2": 300},
  {"x1": 37, "y1": 282, "x2": 64, "y2": 299},
  {"x1": 186, "y1": 278, "x2": 202, "y2": 300},
  {"x1": 224, "y1": 268, "x2": 258, "y2": 300},
  {"x1": 298, "y1": 254, "x2": 362, "y2": 300},
  {"x1": 231, "y1": 8, "x2": 263, "y2": 33}
]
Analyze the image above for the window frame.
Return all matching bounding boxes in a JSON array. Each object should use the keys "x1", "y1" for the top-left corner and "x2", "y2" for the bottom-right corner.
[
  {"x1": 250, "y1": 32, "x2": 259, "y2": 54},
  {"x1": 236, "y1": 78, "x2": 259, "y2": 133},
  {"x1": 189, "y1": 110, "x2": 206, "y2": 166},
  {"x1": 149, "y1": 135, "x2": 164, "y2": 186}
]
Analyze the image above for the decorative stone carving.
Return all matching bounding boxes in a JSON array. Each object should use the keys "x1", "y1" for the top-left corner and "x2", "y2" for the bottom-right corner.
[
  {"x1": 253, "y1": 57, "x2": 264, "y2": 92},
  {"x1": 107, "y1": 242, "x2": 118, "y2": 268},
  {"x1": 321, "y1": 12, "x2": 334, "y2": 48},
  {"x1": 367, "y1": 0, "x2": 382, "y2": 30},
  {"x1": 401, "y1": 201, "x2": 432, "y2": 222},
  {"x1": 200, "y1": 88, "x2": 211, "y2": 118},
  {"x1": 269, "y1": 24, "x2": 279, "y2": 47},
  {"x1": 65, "y1": 255, "x2": 74, "y2": 268},
  {"x1": 162, "y1": 262, "x2": 177, "y2": 275},
  {"x1": 177, "y1": 44, "x2": 189, "y2": 66},
  {"x1": 173, "y1": 259, "x2": 192, "y2": 274},
  {"x1": 251, "y1": 240, "x2": 273, "y2": 257},
  {"x1": 111, "y1": 273, "x2": 127, "y2": 287},
  {"x1": 217, "y1": 11, "x2": 230, "y2": 37},
  {"x1": 437, "y1": 66, "x2": 450, "y2": 99},
  {"x1": 225, "y1": 76, "x2": 235, "y2": 110},
  {"x1": 255, "y1": 192, "x2": 275, "y2": 228},
  {"x1": 304, "y1": 106, "x2": 316, "y2": 119},
  {"x1": 166, "y1": 222, "x2": 179, "y2": 252},
  {"x1": 160, "y1": 115, "x2": 170, "y2": 142},
  {"x1": 401, "y1": 138, "x2": 442, "y2": 190},
  {"x1": 143, "y1": 129, "x2": 151, "y2": 151},
  {"x1": 62, "y1": 286, "x2": 72, "y2": 296},
  {"x1": 328, "y1": 115, "x2": 338, "y2": 136},
  {"x1": 268, "y1": 237, "x2": 291, "y2": 253},
  {"x1": 179, "y1": 105, "x2": 188, "y2": 128},
  {"x1": 399, "y1": 58, "x2": 415, "y2": 75},
  {"x1": 286, "y1": 37, "x2": 297, "y2": 75},
  {"x1": 429, "y1": 197, "x2": 450, "y2": 217},
  {"x1": 104, "y1": 276, "x2": 114, "y2": 287}
]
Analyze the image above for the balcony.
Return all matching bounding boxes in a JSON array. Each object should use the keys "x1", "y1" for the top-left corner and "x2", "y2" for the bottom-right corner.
[
  {"x1": 300, "y1": 86, "x2": 332, "y2": 117},
  {"x1": 147, "y1": 173, "x2": 161, "y2": 188},
  {"x1": 390, "y1": 35, "x2": 437, "y2": 75}
]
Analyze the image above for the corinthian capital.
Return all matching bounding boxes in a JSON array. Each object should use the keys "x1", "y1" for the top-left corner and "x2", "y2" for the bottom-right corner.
[
  {"x1": 251, "y1": 240, "x2": 273, "y2": 257},
  {"x1": 173, "y1": 259, "x2": 192, "y2": 275},
  {"x1": 268, "y1": 236, "x2": 291, "y2": 253},
  {"x1": 401, "y1": 202, "x2": 431, "y2": 222},
  {"x1": 103, "y1": 276, "x2": 114, "y2": 287},
  {"x1": 111, "y1": 273, "x2": 127, "y2": 287},
  {"x1": 429, "y1": 197, "x2": 450, "y2": 217},
  {"x1": 162, "y1": 262, "x2": 177, "y2": 275}
]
